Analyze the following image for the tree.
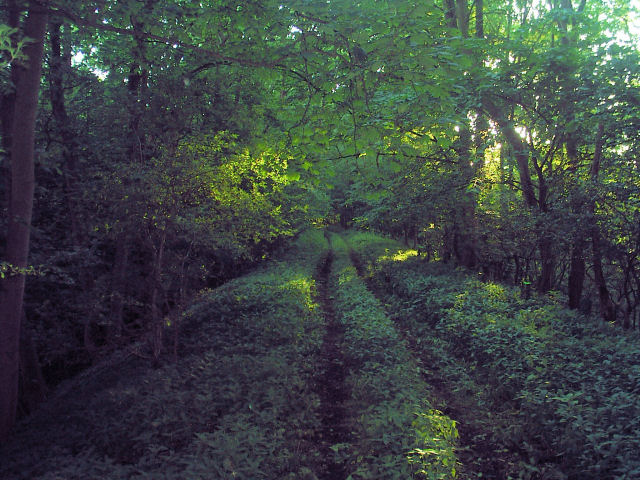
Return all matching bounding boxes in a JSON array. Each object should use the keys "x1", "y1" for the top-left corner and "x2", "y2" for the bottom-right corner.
[{"x1": 0, "y1": 1, "x2": 48, "y2": 442}]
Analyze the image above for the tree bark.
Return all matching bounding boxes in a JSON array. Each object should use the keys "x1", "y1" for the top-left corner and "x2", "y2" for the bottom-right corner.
[
  {"x1": 566, "y1": 128, "x2": 586, "y2": 309},
  {"x1": 538, "y1": 236, "x2": 554, "y2": 292},
  {"x1": 48, "y1": 19, "x2": 82, "y2": 245},
  {"x1": 108, "y1": 14, "x2": 150, "y2": 338},
  {"x1": 0, "y1": 3, "x2": 48, "y2": 442},
  {"x1": 109, "y1": 241, "x2": 129, "y2": 341},
  {"x1": 444, "y1": 0, "x2": 457, "y2": 28},
  {"x1": 475, "y1": 0, "x2": 484, "y2": 38},
  {"x1": 568, "y1": 244, "x2": 585, "y2": 309},
  {"x1": 0, "y1": 0, "x2": 20, "y2": 215},
  {"x1": 18, "y1": 324, "x2": 48, "y2": 416},
  {"x1": 150, "y1": 228, "x2": 167, "y2": 366},
  {"x1": 589, "y1": 122, "x2": 617, "y2": 323}
]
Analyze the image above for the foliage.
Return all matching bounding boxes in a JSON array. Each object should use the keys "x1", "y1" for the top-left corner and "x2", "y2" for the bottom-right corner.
[
  {"x1": 1, "y1": 0, "x2": 640, "y2": 472},
  {"x1": 328, "y1": 233, "x2": 458, "y2": 479},
  {"x1": 0, "y1": 23, "x2": 25, "y2": 69},
  {"x1": 0, "y1": 229, "x2": 329, "y2": 479},
  {"x1": 349, "y1": 230, "x2": 640, "y2": 479}
]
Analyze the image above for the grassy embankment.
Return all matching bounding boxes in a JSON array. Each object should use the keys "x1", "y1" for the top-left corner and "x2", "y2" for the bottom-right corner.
[
  {"x1": 0, "y1": 230, "x2": 329, "y2": 479},
  {"x1": 1, "y1": 229, "x2": 461, "y2": 480}
]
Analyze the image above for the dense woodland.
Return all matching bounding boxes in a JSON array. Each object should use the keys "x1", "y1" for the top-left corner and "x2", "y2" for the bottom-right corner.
[{"x1": 1, "y1": 0, "x2": 640, "y2": 478}]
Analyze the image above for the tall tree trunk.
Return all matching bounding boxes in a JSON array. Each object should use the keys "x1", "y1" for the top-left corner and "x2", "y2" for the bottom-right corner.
[
  {"x1": 455, "y1": 0, "x2": 469, "y2": 36},
  {"x1": 108, "y1": 15, "x2": 149, "y2": 339},
  {"x1": 150, "y1": 228, "x2": 167, "y2": 366},
  {"x1": 0, "y1": 0, "x2": 20, "y2": 214},
  {"x1": 475, "y1": 0, "x2": 484, "y2": 38},
  {"x1": 444, "y1": 0, "x2": 457, "y2": 28},
  {"x1": 589, "y1": 122, "x2": 617, "y2": 323},
  {"x1": 0, "y1": 3, "x2": 48, "y2": 442},
  {"x1": 18, "y1": 324, "x2": 48, "y2": 416},
  {"x1": 455, "y1": 130, "x2": 479, "y2": 269},
  {"x1": 568, "y1": 245, "x2": 585, "y2": 309},
  {"x1": 537, "y1": 237, "x2": 554, "y2": 292},
  {"x1": 48, "y1": 19, "x2": 82, "y2": 245},
  {"x1": 566, "y1": 129, "x2": 586, "y2": 309}
]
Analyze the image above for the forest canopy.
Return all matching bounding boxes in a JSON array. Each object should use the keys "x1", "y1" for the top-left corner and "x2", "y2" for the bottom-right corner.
[{"x1": 1, "y1": 0, "x2": 639, "y2": 443}]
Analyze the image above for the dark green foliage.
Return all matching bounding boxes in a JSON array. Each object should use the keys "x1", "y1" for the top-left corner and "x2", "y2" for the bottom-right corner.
[
  {"x1": 328, "y1": 233, "x2": 458, "y2": 479},
  {"x1": 348, "y1": 231, "x2": 640, "y2": 479},
  {"x1": 0, "y1": 230, "x2": 329, "y2": 479}
]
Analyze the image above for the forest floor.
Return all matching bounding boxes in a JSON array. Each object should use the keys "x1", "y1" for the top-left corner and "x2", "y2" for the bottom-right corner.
[
  {"x1": 3, "y1": 229, "x2": 638, "y2": 479},
  {"x1": 0, "y1": 230, "x2": 498, "y2": 479},
  {"x1": 349, "y1": 249, "x2": 521, "y2": 479}
]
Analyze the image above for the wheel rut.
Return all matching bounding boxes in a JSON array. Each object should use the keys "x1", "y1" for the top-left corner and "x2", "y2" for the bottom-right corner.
[{"x1": 313, "y1": 250, "x2": 351, "y2": 480}]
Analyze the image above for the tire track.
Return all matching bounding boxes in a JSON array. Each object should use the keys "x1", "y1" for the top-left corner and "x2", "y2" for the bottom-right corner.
[{"x1": 313, "y1": 250, "x2": 351, "y2": 480}]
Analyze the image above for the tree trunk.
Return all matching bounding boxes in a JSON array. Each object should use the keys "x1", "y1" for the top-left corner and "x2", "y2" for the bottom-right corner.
[
  {"x1": 568, "y1": 243, "x2": 585, "y2": 309},
  {"x1": 150, "y1": 228, "x2": 167, "y2": 366},
  {"x1": 108, "y1": 15, "x2": 150, "y2": 335},
  {"x1": 565, "y1": 125, "x2": 586, "y2": 309},
  {"x1": 592, "y1": 230, "x2": 616, "y2": 323},
  {"x1": 475, "y1": 0, "x2": 484, "y2": 38},
  {"x1": 18, "y1": 324, "x2": 48, "y2": 416},
  {"x1": 455, "y1": 0, "x2": 469, "y2": 36},
  {"x1": 444, "y1": 0, "x2": 457, "y2": 28},
  {"x1": 49, "y1": 19, "x2": 82, "y2": 245},
  {"x1": 537, "y1": 237, "x2": 554, "y2": 292},
  {"x1": 109, "y1": 241, "x2": 129, "y2": 341},
  {"x1": 589, "y1": 122, "x2": 617, "y2": 323},
  {"x1": 0, "y1": 4, "x2": 48, "y2": 442}
]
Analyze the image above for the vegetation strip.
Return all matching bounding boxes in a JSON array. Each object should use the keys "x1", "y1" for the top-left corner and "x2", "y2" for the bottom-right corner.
[
  {"x1": 313, "y1": 249, "x2": 351, "y2": 480},
  {"x1": 328, "y1": 232, "x2": 459, "y2": 479},
  {"x1": 346, "y1": 230, "x2": 640, "y2": 479}
]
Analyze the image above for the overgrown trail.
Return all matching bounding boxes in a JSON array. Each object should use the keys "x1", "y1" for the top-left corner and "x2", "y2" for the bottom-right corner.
[
  {"x1": 348, "y1": 250, "x2": 517, "y2": 479},
  {"x1": 313, "y1": 249, "x2": 351, "y2": 480}
]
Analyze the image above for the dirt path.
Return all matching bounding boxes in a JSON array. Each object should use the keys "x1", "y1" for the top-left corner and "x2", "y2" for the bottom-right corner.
[
  {"x1": 348, "y1": 250, "x2": 519, "y2": 479},
  {"x1": 313, "y1": 250, "x2": 351, "y2": 480}
]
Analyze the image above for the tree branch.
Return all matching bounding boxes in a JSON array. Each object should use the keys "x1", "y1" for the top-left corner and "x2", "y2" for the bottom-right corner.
[{"x1": 43, "y1": 0, "x2": 293, "y2": 69}]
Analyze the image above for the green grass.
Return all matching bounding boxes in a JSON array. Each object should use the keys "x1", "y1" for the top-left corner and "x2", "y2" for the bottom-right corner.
[{"x1": 10, "y1": 227, "x2": 637, "y2": 479}]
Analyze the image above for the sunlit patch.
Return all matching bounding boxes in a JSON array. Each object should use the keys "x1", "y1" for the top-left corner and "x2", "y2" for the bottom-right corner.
[
  {"x1": 407, "y1": 409, "x2": 459, "y2": 476},
  {"x1": 480, "y1": 282, "x2": 508, "y2": 301},
  {"x1": 337, "y1": 267, "x2": 357, "y2": 285},
  {"x1": 379, "y1": 249, "x2": 418, "y2": 263}
]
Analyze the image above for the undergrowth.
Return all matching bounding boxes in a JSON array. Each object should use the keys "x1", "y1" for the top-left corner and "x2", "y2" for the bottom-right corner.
[
  {"x1": 329, "y1": 233, "x2": 459, "y2": 479},
  {"x1": 346, "y1": 230, "x2": 640, "y2": 479},
  {"x1": 0, "y1": 229, "x2": 329, "y2": 480}
]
